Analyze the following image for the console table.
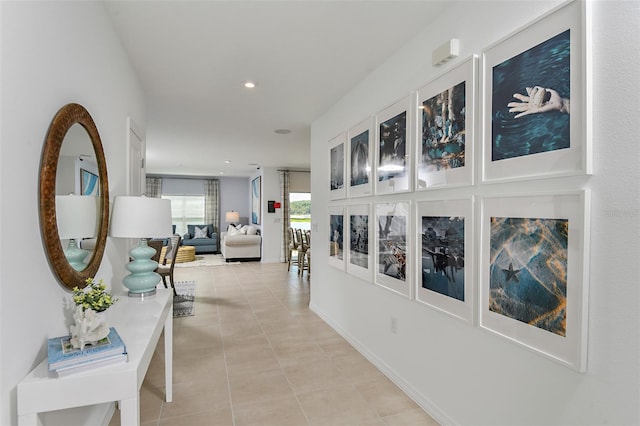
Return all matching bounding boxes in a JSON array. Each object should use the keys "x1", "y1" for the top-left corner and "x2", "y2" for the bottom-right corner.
[{"x1": 17, "y1": 289, "x2": 173, "y2": 426}]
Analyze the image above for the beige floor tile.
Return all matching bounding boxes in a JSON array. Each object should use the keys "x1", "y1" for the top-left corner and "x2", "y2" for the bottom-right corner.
[
  {"x1": 356, "y1": 378, "x2": 421, "y2": 417},
  {"x1": 284, "y1": 358, "x2": 349, "y2": 394},
  {"x1": 160, "y1": 378, "x2": 230, "y2": 418},
  {"x1": 159, "y1": 406, "x2": 234, "y2": 426},
  {"x1": 233, "y1": 395, "x2": 309, "y2": 426},
  {"x1": 228, "y1": 368, "x2": 294, "y2": 407},
  {"x1": 381, "y1": 407, "x2": 440, "y2": 426},
  {"x1": 297, "y1": 386, "x2": 382, "y2": 426}
]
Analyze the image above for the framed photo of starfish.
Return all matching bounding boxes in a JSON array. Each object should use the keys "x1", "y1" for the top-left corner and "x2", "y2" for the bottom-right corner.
[
  {"x1": 415, "y1": 198, "x2": 474, "y2": 324},
  {"x1": 481, "y1": 0, "x2": 591, "y2": 183},
  {"x1": 479, "y1": 191, "x2": 590, "y2": 372},
  {"x1": 375, "y1": 201, "x2": 411, "y2": 298}
]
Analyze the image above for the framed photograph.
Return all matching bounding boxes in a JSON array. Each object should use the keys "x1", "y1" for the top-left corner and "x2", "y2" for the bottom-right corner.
[
  {"x1": 479, "y1": 191, "x2": 590, "y2": 371},
  {"x1": 329, "y1": 133, "x2": 347, "y2": 200},
  {"x1": 415, "y1": 198, "x2": 474, "y2": 323},
  {"x1": 375, "y1": 201, "x2": 411, "y2": 298},
  {"x1": 251, "y1": 176, "x2": 261, "y2": 225},
  {"x1": 416, "y1": 56, "x2": 477, "y2": 190},
  {"x1": 375, "y1": 96, "x2": 412, "y2": 195},
  {"x1": 81, "y1": 168, "x2": 99, "y2": 196},
  {"x1": 347, "y1": 118, "x2": 374, "y2": 198},
  {"x1": 346, "y1": 204, "x2": 372, "y2": 281},
  {"x1": 482, "y1": 0, "x2": 591, "y2": 182},
  {"x1": 328, "y1": 205, "x2": 345, "y2": 270}
]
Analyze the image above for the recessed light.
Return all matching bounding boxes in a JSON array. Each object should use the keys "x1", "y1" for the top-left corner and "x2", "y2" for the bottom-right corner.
[
  {"x1": 243, "y1": 80, "x2": 257, "y2": 89},
  {"x1": 274, "y1": 129, "x2": 291, "y2": 135},
  {"x1": 225, "y1": 160, "x2": 232, "y2": 164},
  {"x1": 219, "y1": 171, "x2": 224, "y2": 175}
]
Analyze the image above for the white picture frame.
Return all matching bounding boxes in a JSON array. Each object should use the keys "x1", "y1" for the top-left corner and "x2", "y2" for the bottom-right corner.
[
  {"x1": 481, "y1": 0, "x2": 591, "y2": 183},
  {"x1": 415, "y1": 198, "x2": 474, "y2": 324},
  {"x1": 347, "y1": 117, "x2": 374, "y2": 198},
  {"x1": 375, "y1": 201, "x2": 411, "y2": 298},
  {"x1": 375, "y1": 96, "x2": 412, "y2": 195},
  {"x1": 329, "y1": 133, "x2": 347, "y2": 200},
  {"x1": 346, "y1": 203, "x2": 372, "y2": 281},
  {"x1": 328, "y1": 205, "x2": 346, "y2": 270},
  {"x1": 479, "y1": 190, "x2": 590, "y2": 372},
  {"x1": 416, "y1": 56, "x2": 477, "y2": 190}
]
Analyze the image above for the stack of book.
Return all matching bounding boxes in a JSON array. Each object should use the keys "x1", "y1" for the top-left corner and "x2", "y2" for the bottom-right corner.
[{"x1": 47, "y1": 327, "x2": 128, "y2": 377}]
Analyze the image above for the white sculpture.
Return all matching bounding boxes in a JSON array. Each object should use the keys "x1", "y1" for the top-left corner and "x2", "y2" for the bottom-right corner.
[{"x1": 69, "y1": 306, "x2": 110, "y2": 350}]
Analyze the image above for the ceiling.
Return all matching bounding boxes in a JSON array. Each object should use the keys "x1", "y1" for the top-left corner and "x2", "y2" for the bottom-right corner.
[{"x1": 105, "y1": 1, "x2": 450, "y2": 178}]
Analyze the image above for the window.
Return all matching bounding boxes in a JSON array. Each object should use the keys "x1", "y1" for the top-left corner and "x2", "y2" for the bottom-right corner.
[
  {"x1": 162, "y1": 195, "x2": 204, "y2": 235},
  {"x1": 290, "y1": 192, "x2": 311, "y2": 230}
]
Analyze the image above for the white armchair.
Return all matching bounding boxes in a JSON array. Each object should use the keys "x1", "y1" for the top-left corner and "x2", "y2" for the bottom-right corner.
[{"x1": 221, "y1": 225, "x2": 261, "y2": 262}]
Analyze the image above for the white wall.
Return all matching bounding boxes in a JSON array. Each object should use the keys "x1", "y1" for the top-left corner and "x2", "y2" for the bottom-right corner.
[
  {"x1": 255, "y1": 167, "x2": 284, "y2": 263},
  {"x1": 310, "y1": 1, "x2": 639, "y2": 425},
  {"x1": 0, "y1": 2, "x2": 144, "y2": 424}
]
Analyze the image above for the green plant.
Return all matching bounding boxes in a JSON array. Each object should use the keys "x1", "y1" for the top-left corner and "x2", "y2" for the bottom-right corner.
[{"x1": 72, "y1": 278, "x2": 117, "y2": 312}]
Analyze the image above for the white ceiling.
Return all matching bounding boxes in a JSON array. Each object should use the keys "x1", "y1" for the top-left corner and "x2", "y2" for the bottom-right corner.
[{"x1": 105, "y1": 1, "x2": 450, "y2": 177}]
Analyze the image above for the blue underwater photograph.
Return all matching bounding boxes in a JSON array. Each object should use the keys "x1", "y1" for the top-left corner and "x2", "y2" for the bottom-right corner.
[
  {"x1": 421, "y1": 216, "x2": 465, "y2": 301},
  {"x1": 489, "y1": 216, "x2": 568, "y2": 336},
  {"x1": 492, "y1": 29, "x2": 571, "y2": 161}
]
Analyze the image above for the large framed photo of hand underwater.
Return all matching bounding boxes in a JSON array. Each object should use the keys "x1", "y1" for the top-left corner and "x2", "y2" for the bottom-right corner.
[
  {"x1": 347, "y1": 118, "x2": 374, "y2": 198},
  {"x1": 415, "y1": 198, "x2": 474, "y2": 324},
  {"x1": 416, "y1": 56, "x2": 477, "y2": 190},
  {"x1": 481, "y1": 0, "x2": 591, "y2": 183},
  {"x1": 346, "y1": 204, "x2": 372, "y2": 281},
  {"x1": 375, "y1": 201, "x2": 411, "y2": 298},
  {"x1": 479, "y1": 190, "x2": 590, "y2": 372},
  {"x1": 375, "y1": 96, "x2": 412, "y2": 195},
  {"x1": 329, "y1": 133, "x2": 347, "y2": 200}
]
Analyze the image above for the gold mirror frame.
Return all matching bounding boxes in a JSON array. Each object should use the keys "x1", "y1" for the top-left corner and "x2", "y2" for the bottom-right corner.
[{"x1": 40, "y1": 103, "x2": 109, "y2": 290}]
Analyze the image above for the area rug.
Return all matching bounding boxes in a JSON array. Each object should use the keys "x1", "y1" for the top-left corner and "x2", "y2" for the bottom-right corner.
[
  {"x1": 173, "y1": 281, "x2": 196, "y2": 317},
  {"x1": 174, "y1": 254, "x2": 239, "y2": 268}
]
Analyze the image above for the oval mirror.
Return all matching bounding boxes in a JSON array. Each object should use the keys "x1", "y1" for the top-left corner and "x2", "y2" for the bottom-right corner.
[{"x1": 40, "y1": 103, "x2": 109, "y2": 290}]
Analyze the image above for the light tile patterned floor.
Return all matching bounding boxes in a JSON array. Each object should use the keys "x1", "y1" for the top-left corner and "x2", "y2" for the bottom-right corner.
[{"x1": 109, "y1": 262, "x2": 439, "y2": 426}]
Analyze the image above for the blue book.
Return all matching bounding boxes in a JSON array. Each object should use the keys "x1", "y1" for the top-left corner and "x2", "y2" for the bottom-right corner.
[{"x1": 47, "y1": 327, "x2": 126, "y2": 370}]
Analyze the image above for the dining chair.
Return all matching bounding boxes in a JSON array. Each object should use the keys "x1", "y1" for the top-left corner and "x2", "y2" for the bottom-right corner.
[
  {"x1": 287, "y1": 228, "x2": 297, "y2": 271},
  {"x1": 157, "y1": 235, "x2": 181, "y2": 296},
  {"x1": 295, "y1": 228, "x2": 309, "y2": 276}
]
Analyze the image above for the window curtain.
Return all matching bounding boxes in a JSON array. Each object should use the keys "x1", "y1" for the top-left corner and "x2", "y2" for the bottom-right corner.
[
  {"x1": 145, "y1": 177, "x2": 162, "y2": 198},
  {"x1": 279, "y1": 170, "x2": 290, "y2": 263},
  {"x1": 204, "y1": 179, "x2": 220, "y2": 243}
]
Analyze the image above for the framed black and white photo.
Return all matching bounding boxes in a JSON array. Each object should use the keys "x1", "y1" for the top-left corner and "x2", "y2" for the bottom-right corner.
[
  {"x1": 375, "y1": 97, "x2": 412, "y2": 195},
  {"x1": 415, "y1": 198, "x2": 474, "y2": 323},
  {"x1": 482, "y1": 0, "x2": 591, "y2": 182},
  {"x1": 479, "y1": 191, "x2": 590, "y2": 371},
  {"x1": 346, "y1": 204, "x2": 372, "y2": 281},
  {"x1": 328, "y1": 205, "x2": 345, "y2": 270},
  {"x1": 347, "y1": 118, "x2": 373, "y2": 198},
  {"x1": 329, "y1": 133, "x2": 347, "y2": 200},
  {"x1": 416, "y1": 56, "x2": 477, "y2": 190},
  {"x1": 375, "y1": 201, "x2": 411, "y2": 298}
]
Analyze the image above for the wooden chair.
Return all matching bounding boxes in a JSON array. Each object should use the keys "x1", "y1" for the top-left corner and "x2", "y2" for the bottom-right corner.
[
  {"x1": 295, "y1": 228, "x2": 309, "y2": 276},
  {"x1": 304, "y1": 230, "x2": 311, "y2": 276},
  {"x1": 148, "y1": 240, "x2": 163, "y2": 265},
  {"x1": 157, "y1": 235, "x2": 181, "y2": 296},
  {"x1": 287, "y1": 228, "x2": 297, "y2": 271}
]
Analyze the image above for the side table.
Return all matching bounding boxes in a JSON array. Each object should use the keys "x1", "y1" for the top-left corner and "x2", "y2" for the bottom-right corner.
[{"x1": 17, "y1": 289, "x2": 173, "y2": 426}]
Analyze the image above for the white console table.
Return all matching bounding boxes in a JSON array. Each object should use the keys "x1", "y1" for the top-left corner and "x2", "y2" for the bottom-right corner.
[{"x1": 17, "y1": 289, "x2": 173, "y2": 426}]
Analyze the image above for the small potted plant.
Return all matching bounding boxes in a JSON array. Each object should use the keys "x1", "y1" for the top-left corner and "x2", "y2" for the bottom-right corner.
[{"x1": 69, "y1": 278, "x2": 117, "y2": 349}]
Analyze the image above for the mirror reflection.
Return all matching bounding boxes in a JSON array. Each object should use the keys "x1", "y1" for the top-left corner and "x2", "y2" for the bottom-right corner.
[{"x1": 55, "y1": 124, "x2": 101, "y2": 270}]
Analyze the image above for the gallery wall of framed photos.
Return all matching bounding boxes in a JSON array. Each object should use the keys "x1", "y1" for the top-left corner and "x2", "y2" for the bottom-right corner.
[{"x1": 325, "y1": 0, "x2": 591, "y2": 372}]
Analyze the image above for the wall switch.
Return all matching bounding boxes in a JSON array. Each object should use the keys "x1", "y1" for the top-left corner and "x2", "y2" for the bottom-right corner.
[{"x1": 390, "y1": 317, "x2": 398, "y2": 334}]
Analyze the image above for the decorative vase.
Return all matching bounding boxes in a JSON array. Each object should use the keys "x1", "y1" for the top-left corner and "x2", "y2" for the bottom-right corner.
[{"x1": 69, "y1": 306, "x2": 110, "y2": 350}]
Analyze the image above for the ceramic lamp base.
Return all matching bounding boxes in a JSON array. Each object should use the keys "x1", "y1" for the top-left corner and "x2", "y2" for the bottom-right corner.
[
  {"x1": 64, "y1": 239, "x2": 90, "y2": 271},
  {"x1": 123, "y1": 239, "x2": 161, "y2": 298}
]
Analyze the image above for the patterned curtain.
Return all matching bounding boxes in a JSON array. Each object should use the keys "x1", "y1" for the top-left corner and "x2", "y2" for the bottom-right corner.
[
  {"x1": 145, "y1": 177, "x2": 162, "y2": 198},
  {"x1": 204, "y1": 179, "x2": 220, "y2": 246},
  {"x1": 279, "y1": 170, "x2": 290, "y2": 263}
]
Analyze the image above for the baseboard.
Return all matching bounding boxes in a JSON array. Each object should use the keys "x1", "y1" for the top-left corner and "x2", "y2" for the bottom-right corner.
[
  {"x1": 225, "y1": 257, "x2": 261, "y2": 262},
  {"x1": 309, "y1": 302, "x2": 456, "y2": 426}
]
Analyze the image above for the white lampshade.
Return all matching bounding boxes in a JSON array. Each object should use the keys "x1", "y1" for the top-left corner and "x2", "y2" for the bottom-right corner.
[
  {"x1": 225, "y1": 211, "x2": 240, "y2": 223},
  {"x1": 56, "y1": 195, "x2": 99, "y2": 240},
  {"x1": 110, "y1": 196, "x2": 172, "y2": 239}
]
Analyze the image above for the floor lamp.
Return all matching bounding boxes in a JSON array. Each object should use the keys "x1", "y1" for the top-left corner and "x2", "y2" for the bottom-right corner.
[
  {"x1": 110, "y1": 196, "x2": 172, "y2": 297},
  {"x1": 55, "y1": 195, "x2": 98, "y2": 271}
]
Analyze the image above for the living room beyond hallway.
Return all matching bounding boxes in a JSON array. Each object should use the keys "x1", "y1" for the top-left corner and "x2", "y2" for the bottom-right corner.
[{"x1": 109, "y1": 262, "x2": 438, "y2": 425}]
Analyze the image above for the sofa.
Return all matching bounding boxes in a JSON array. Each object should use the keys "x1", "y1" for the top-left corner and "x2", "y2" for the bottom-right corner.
[
  {"x1": 221, "y1": 224, "x2": 261, "y2": 262},
  {"x1": 182, "y1": 224, "x2": 218, "y2": 254}
]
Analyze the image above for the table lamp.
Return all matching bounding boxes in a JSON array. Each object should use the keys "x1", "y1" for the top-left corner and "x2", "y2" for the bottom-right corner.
[
  {"x1": 55, "y1": 195, "x2": 99, "y2": 271},
  {"x1": 225, "y1": 211, "x2": 240, "y2": 226},
  {"x1": 110, "y1": 196, "x2": 172, "y2": 297}
]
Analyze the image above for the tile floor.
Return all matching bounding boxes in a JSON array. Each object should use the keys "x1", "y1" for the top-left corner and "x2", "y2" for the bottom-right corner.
[{"x1": 109, "y1": 262, "x2": 438, "y2": 426}]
